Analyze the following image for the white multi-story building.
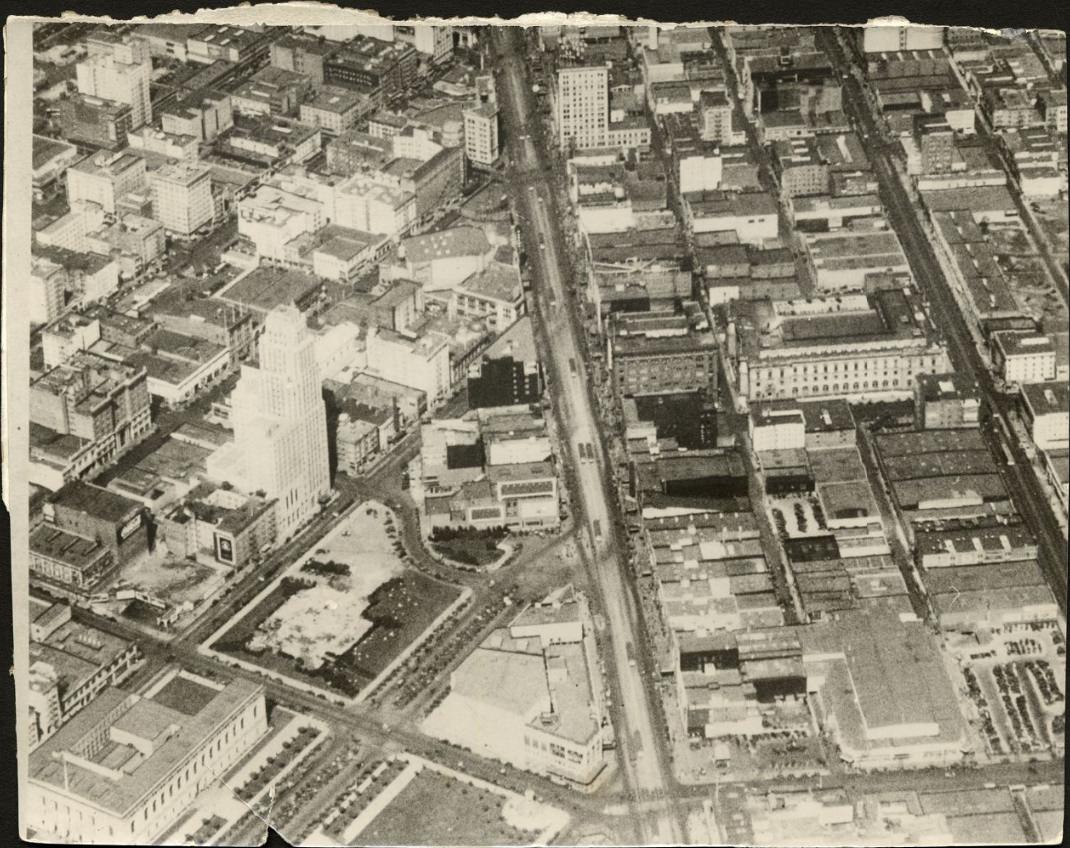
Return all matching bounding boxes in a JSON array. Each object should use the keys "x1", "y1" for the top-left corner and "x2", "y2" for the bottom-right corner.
[
  {"x1": 454, "y1": 262, "x2": 524, "y2": 332},
  {"x1": 464, "y1": 102, "x2": 500, "y2": 167},
  {"x1": 159, "y1": 90, "x2": 233, "y2": 142},
  {"x1": 299, "y1": 85, "x2": 372, "y2": 134},
  {"x1": 749, "y1": 404, "x2": 806, "y2": 452},
  {"x1": 237, "y1": 180, "x2": 328, "y2": 263},
  {"x1": 334, "y1": 176, "x2": 417, "y2": 236},
  {"x1": 149, "y1": 162, "x2": 214, "y2": 237},
  {"x1": 66, "y1": 152, "x2": 146, "y2": 215},
  {"x1": 992, "y1": 332, "x2": 1057, "y2": 386},
  {"x1": 35, "y1": 201, "x2": 108, "y2": 253},
  {"x1": 395, "y1": 24, "x2": 454, "y2": 62},
  {"x1": 422, "y1": 588, "x2": 605, "y2": 785},
  {"x1": 76, "y1": 34, "x2": 153, "y2": 129},
  {"x1": 556, "y1": 65, "x2": 609, "y2": 151},
  {"x1": 30, "y1": 257, "x2": 67, "y2": 326},
  {"x1": 1021, "y1": 382, "x2": 1069, "y2": 452},
  {"x1": 678, "y1": 147, "x2": 723, "y2": 195},
  {"x1": 224, "y1": 306, "x2": 331, "y2": 539},
  {"x1": 42, "y1": 316, "x2": 101, "y2": 370},
  {"x1": 364, "y1": 326, "x2": 451, "y2": 407}
]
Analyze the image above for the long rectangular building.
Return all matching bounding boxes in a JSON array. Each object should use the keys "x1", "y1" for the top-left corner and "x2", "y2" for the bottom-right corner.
[
  {"x1": 28, "y1": 672, "x2": 267, "y2": 843},
  {"x1": 733, "y1": 290, "x2": 950, "y2": 402}
]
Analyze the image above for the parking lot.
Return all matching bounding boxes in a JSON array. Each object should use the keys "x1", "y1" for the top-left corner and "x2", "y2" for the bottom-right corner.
[{"x1": 951, "y1": 621, "x2": 1065, "y2": 760}]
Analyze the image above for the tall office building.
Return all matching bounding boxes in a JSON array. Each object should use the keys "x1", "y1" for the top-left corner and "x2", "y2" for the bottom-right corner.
[
  {"x1": 463, "y1": 102, "x2": 500, "y2": 166},
  {"x1": 230, "y1": 306, "x2": 330, "y2": 538},
  {"x1": 76, "y1": 34, "x2": 153, "y2": 129},
  {"x1": 556, "y1": 65, "x2": 609, "y2": 150},
  {"x1": 149, "y1": 162, "x2": 214, "y2": 236}
]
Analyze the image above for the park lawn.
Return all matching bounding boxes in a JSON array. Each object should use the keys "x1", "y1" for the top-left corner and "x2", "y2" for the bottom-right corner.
[{"x1": 359, "y1": 770, "x2": 536, "y2": 846}]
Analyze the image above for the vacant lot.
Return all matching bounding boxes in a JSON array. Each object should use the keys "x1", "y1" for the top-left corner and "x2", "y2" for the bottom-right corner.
[
  {"x1": 120, "y1": 552, "x2": 227, "y2": 608},
  {"x1": 359, "y1": 770, "x2": 538, "y2": 846}
]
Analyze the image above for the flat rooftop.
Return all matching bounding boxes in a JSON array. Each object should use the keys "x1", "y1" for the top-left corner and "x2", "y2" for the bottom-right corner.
[
  {"x1": 215, "y1": 265, "x2": 322, "y2": 314},
  {"x1": 1022, "y1": 381, "x2": 1069, "y2": 415},
  {"x1": 30, "y1": 676, "x2": 262, "y2": 817},
  {"x1": 49, "y1": 480, "x2": 141, "y2": 524},
  {"x1": 30, "y1": 525, "x2": 110, "y2": 571}
]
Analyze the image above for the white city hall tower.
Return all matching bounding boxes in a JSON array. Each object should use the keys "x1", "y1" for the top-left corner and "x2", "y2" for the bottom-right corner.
[{"x1": 231, "y1": 305, "x2": 330, "y2": 539}]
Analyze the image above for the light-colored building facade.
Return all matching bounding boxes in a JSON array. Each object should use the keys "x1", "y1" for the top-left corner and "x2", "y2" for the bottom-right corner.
[
  {"x1": 992, "y1": 332, "x2": 1057, "y2": 385},
  {"x1": 364, "y1": 326, "x2": 451, "y2": 408},
  {"x1": 1021, "y1": 381, "x2": 1069, "y2": 452},
  {"x1": 76, "y1": 34, "x2": 153, "y2": 128},
  {"x1": 66, "y1": 152, "x2": 147, "y2": 215},
  {"x1": 149, "y1": 163, "x2": 214, "y2": 237},
  {"x1": 556, "y1": 65, "x2": 610, "y2": 151},
  {"x1": 463, "y1": 102, "x2": 500, "y2": 167},
  {"x1": 224, "y1": 306, "x2": 331, "y2": 539},
  {"x1": 27, "y1": 673, "x2": 267, "y2": 844},
  {"x1": 30, "y1": 354, "x2": 153, "y2": 489},
  {"x1": 422, "y1": 589, "x2": 606, "y2": 785}
]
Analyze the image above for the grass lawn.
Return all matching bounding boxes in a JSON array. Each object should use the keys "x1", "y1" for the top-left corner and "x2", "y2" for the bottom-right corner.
[
  {"x1": 432, "y1": 537, "x2": 502, "y2": 567},
  {"x1": 331, "y1": 572, "x2": 461, "y2": 682},
  {"x1": 360, "y1": 770, "x2": 536, "y2": 846}
]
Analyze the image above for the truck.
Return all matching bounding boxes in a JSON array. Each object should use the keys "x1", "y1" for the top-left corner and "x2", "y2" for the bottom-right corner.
[{"x1": 626, "y1": 641, "x2": 637, "y2": 667}]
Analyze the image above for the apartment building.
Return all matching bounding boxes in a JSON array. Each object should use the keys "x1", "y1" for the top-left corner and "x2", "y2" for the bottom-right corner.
[
  {"x1": 28, "y1": 599, "x2": 141, "y2": 748},
  {"x1": 269, "y1": 32, "x2": 338, "y2": 84},
  {"x1": 914, "y1": 372, "x2": 982, "y2": 430}
]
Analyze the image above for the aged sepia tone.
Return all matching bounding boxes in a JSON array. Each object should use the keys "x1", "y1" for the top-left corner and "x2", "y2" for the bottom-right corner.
[{"x1": 3, "y1": 7, "x2": 1067, "y2": 846}]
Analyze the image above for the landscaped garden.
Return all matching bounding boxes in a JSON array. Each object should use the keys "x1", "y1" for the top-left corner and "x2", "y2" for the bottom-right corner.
[{"x1": 430, "y1": 525, "x2": 507, "y2": 567}]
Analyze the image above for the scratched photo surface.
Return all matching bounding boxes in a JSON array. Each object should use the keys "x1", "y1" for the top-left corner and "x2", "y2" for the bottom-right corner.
[{"x1": 6, "y1": 9, "x2": 1067, "y2": 846}]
